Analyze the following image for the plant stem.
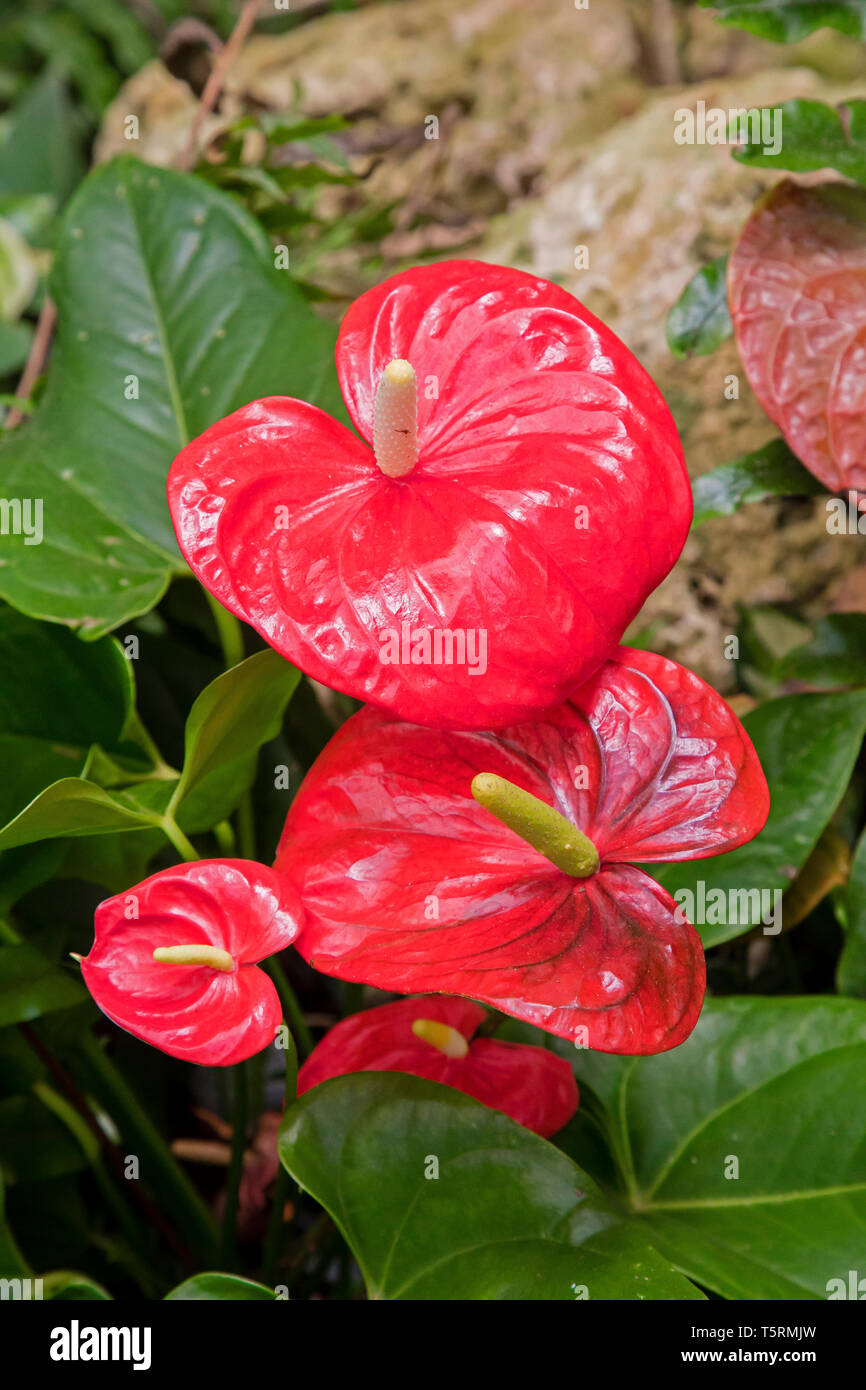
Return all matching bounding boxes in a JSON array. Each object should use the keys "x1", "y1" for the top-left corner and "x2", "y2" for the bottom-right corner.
[
  {"x1": 262, "y1": 1029, "x2": 298, "y2": 1288},
  {"x1": 204, "y1": 592, "x2": 259, "y2": 861},
  {"x1": 236, "y1": 794, "x2": 257, "y2": 860},
  {"x1": 177, "y1": 0, "x2": 261, "y2": 172},
  {"x1": 221, "y1": 1062, "x2": 248, "y2": 1268},
  {"x1": 266, "y1": 956, "x2": 314, "y2": 1058},
  {"x1": 159, "y1": 816, "x2": 200, "y2": 863},
  {"x1": 206, "y1": 591, "x2": 245, "y2": 669},
  {"x1": 33, "y1": 1081, "x2": 159, "y2": 1296},
  {"x1": 213, "y1": 819, "x2": 236, "y2": 854},
  {"x1": 74, "y1": 1031, "x2": 219, "y2": 1262}
]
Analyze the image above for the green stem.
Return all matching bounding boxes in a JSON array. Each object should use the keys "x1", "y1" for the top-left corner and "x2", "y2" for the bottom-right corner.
[
  {"x1": 206, "y1": 592, "x2": 245, "y2": 669},
  {"x1": 262, "y1": 1029, "x2": 298, "y2": 1287},
  {"x1": 266, "y1": 957, "x2": 314, "y2": 1058},
  {"x1": 235, "y1": 794, "x2": 257, "y2": 861},
  {"x1": 33, "y1": 1081, "x2": 158, "y2": 1296},
  {"x1": 159, "y1": 816, "x2": 200, "y2": 863},
  {"x1": 205, "y1": 592, "x2": 257, "y2": 861},
  {"x1": 221, "y1": 1063, "x2": 248, "y2": 1268},
  {"x1": 213, "y1": 819, "x2": 237, "y2": 855},
  {"x1": 73, "y1": 1032, "x2": 219, "y2": 1261},
  {"x1": 471, "y1": 772, "x2": 599, "y2": 877}
]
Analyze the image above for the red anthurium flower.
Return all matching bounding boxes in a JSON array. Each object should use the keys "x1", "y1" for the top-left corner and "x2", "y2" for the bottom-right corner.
[
  {"x1": 168, "y1": 260, "x2": 692, "y2": 730},
  {"x1": 80, "y1": 860, "x2": 303, "y2": 1066},
  {"x1": 276, "y1": 648, "x2": 769, "y2": 1055},
  {"x1": 297, "y1": 995, "x2": 578, "y2": 1138}
]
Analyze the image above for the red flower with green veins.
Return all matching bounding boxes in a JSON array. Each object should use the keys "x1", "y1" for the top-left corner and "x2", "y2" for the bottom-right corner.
[
  {"x1": 297, "y1": 995, "x2": 578, "y2": 1138},
  {"x1": 168, "y1": 260, "x2": 691, "y2": 730},
  {"x1": 276, "y1": 649, "x2": 769, "y2": 1055},
  {"x1": 80, "y1": 860, "x2": 303, "y2": 1066}
]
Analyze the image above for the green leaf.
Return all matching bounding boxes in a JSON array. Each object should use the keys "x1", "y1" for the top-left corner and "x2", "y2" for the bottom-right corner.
[
  {"x1": 572, "y1": 996, "x2": 866, "y2": 1299},
  {"x1": 0, "y1": 66, "x2": 84, "y2": 202},
  {"x1": 838, "y1": 828, "x2": 866, "y2": 996},
  {"x1": 0, "y1": 779, "x2": 163, "y2": 852},
  {"x1": 0, "y1": 1171, "x2": 29, "y2": 1279},
  {"x1": 732, "y1": 97, "x2": 866, "y2": 183},
  {"x1": 666, "y1": 256, "x2": 732, "y2": 359},
  {"x1": 0, "y1": 1095, "x2": 86, "y2": 1183},
  {"x1": 0, "y1": 155, "x2": 344, "y2": 636},
  {"x1": 168, "y1": 649, "x2": 301, "y2": 832},
  {"x1": 0, "y1": 943, "x2": 83, "y2": 1026},
  {"x1": 778, "y1": 613, "x2": 866, "y2": 687},
  {"x1": 279, "y1": 1072, "x2": 702, "y2": 1300},
  {"x1": 0, "y1": 606, "x2": 135, "y2": 835},
  {"x1": 42, "y1": 1270, "x2": 113, "y2": 1300},
  {"x1": 701, "y1": 0, "x2": 866, "y2": 43},
  {"x1": 652, "y1": 690, "x2": 866, "y2": 946},
  {"x1": 0, "y1": 843, "x2": 65, "y2": 914},
  {"x1": 0, "y1": 319, "x2": 33, "y2": 377},
  {"x1": 691, "y1": 439, "x2": 826, "y2": 526},
  {"x1": 165, "y1": 1273, "x2": 279, "y2": 1301}
]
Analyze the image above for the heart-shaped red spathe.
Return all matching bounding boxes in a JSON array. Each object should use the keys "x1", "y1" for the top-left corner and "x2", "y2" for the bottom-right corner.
[
  {"x1": 80, "y1": 860, "x2": 303, "y2": 1066},
  {"x1": 297, "y1": 994, "x2": 579, "y2": 1138},
  {"x1": 276, "y1": 649, "x2": 769, "y2": 1055},
  {"x1": 729, "y1": 179, "x2": 866, "y2": 500},
  {"x1": 168, "y1": 260, "x2": 692, "y2": 730}
]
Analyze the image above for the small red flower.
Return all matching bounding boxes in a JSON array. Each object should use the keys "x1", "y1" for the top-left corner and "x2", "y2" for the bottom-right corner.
[
  {"x1": 297, "y1": 995, "x2": 578, "y2": 1138},
  {"x1": 80, "y1": 860, "x2": 303, "y2": 1066},
  {"x1": 276, "y1": 648, "x2": 769, "y2": 1055},
  {"x1": 168, "y1": 260, "x2": 691, "y2": 730}
]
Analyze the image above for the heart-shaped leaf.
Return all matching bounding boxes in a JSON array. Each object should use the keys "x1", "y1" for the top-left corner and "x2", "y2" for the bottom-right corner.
[
  {"x1": 279, "y1": 1071, "x2": 703, "y2": 1300},
  {"x1": 729, "y1": 179, "x2": 866, "y2": 497},
  {"x1": 570, "y1": 996, "x2": 866, "y2": 1299},
  {"x1": 0, "y1": 155, "x2": 343, "y2": 636},
  {"x1": 652, "y1": 690, "x2": 866, "y2": 946}
]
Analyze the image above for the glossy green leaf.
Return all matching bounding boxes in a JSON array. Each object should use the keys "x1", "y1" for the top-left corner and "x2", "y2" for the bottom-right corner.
[
  {"x1": 0, "y1": 1095, "x2": 86, "y2": 1183},
  {"x1": 280, "y1": 1072, "x2": 702, "y2": 1301},
  {"x1": 167, "y1": 649, "x2": 301, "y2": 832},
  {"x1": 0, "y1": 155, "x2": 343, "y2": 636},
  {"x1": 165, "y1": 1273, "x2": 279, "y2": 1301},
  {"x1": 778, "y1": 614, "x2": 866, "y2": 687},
  {"x1": 732, "y1": 97, "x2": 866, "y2": 184},
  {"x1": 0, "y1": 1171, "x2": 29, "y2": 1280},
  {"x1": 0, "y1": 67, "x2": 84, "y2": 202},
  {"x1": 838, "y1": 828, "x2": 866, "y2": 996},
  {"x1": 691, "y1": 439, "x2": 826, "y2": 527},
  {"x1": 0, "y1": 607, "x2": 135, "y2": 835},
  {"x1": 0, "y1": 779, "x2": 163, "y2": 853},
  {"x1": 666, "y1": 256, "x2": 732, "y2": 359},
  {"x1": 700, "y1": 0, "x2": 866, "y2": 42},
  {"x1": 0, "y1": 942, "x2": 83, "y2": 1026},
  {"x1": 42, "y1": 1270, "x2": 113, "y2": 1300},
  {"x1": 571, "y1": 996, "x2": 866, "y2": 1299},
  {"x1": 652, "y1": 690, "x2": 866, "y2": 945},
  {"x1": 0, "y1": 843, "x2": 65, "y2": 914}
]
